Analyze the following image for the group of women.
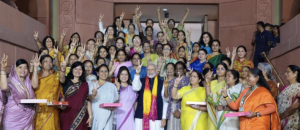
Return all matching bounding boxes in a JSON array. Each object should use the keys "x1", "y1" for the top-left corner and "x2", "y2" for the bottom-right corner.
[{"x1": 0, "y1": 5, "x2": 298, "y2": 130}]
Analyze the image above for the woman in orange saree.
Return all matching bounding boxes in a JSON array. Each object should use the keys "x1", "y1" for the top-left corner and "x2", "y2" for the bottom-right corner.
[
  {"x1": 221, "y1": 68, "x2": 281, "y2": 130},
  {"x1": 34, "y1": 54, "x2": 66, "y2": 130}
]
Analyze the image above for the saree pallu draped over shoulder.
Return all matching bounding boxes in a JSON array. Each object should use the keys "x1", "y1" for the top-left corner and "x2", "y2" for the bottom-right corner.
[
  {"x1": 34, "y1": 72, "x2": 62, "y2": 130},
  {"x1": 60, "y1": 82, "x2": 89, "y2": 130}
]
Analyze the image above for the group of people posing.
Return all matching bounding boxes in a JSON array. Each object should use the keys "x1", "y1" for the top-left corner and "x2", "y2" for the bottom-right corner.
[{"x1": 0, "y1": 5, "x2": 298, "y2": 130}]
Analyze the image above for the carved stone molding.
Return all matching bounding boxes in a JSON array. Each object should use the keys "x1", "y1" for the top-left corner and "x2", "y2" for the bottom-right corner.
[
  {"x1": 257, "y1": 0, "x2": 272, "y2": 23},
  {"x1": 58, "y1": 0, "x2": 75, "y2": 45}
]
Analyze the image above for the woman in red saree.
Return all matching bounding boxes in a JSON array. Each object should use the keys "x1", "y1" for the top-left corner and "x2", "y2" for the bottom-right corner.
[
  {"x1": 221, "y1": 68, "x2": 281, "y2": 130},
  {"x1": 60, "y1": 61, "x2": 93, "y2": 130}
]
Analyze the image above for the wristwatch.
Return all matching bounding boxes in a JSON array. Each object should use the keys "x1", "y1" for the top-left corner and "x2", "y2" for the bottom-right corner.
[{"x1": 256, "y1": 112, "x2": 260, "y2": 117}]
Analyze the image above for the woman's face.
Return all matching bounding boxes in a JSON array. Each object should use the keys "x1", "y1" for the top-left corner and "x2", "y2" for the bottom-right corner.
[
  {"x1": 109, "y1": 46, "x2": 116, "y2": 55},
  {"x1": 242, "y1": 67, "x2": 250, "y2": 79},
  {"x1": 203, "y1": 63, "x2": 211, "y2": 70},
  {"x1": 119, "y1": 70, "x2": 129, "y2": 83},
  {"x1": 115, "y1": 18, "x2": 121, "y2": 26},
  {"x1": 166, "y1": 64, "x2": 175, "y2": 77},
  {"x1": 107, "y1": 27, "x2": 114, "y2": 35},
  {"x1": 72, "y1": 34, "x2": 80, "y2": 42},
  {"x1": 163, "y1": 45, "x2": 171, "y2": 56},
  {"x1": 178, "y1": 32, "x2": 185, "y2": 41},
  {"x1": 87, "y1": 41, "x2": 95, "y2": 51},
  {"x1": 156, "y1": 44, "x2": 163, "y2": 55},
  {"x1": 97, "y1": 59, "x2": 105, "y2": 67},
  {"x1": 226, "y1": 71, "x2": 236, "y2": 87},
  {"x1": 143, "y1": 43, "x2": 151, "y2": 53},
  {"x1": 69, "y1": 55, "x2": 78, "y2": 66},
  {"x1": 146, "y1": 27, "x2": 153, "y2": 36},
  {"x1": 198, "y1": 50, "x2": 207, "y2": 61},
  {"x1": 117, "y1": 51, "x2": 126, "y2": 62},
  {"x1": 98, "y1": 66, "x2": 108, "y2": 80},
  {"x1": 176, "y1": 64, "x2": 185, "y2": 77},
  {"x1": 216, "y1": 64, "x2": 226, "y2": 77},
  {"x1": 247, "y1": 73, "x2": 259, "y2": 87},
  {"x1": 96, "y1": 32, "x2": 103, "y2": 40},
  {"x1": 193, "y1": 44, "x2": 200, "y2": 52},
  {"x1": 133, "y1": 37, "x2": 141, "y2": 47},
  {"x1": 237, "y1": 47, "x2": 246, "y2": 59},
  {"x1": 146, "y1": 20, "x2": 153, "y2": 27},
  {"x1": 118, "y1": 33, "x2": 125, "y2": 38},
  {"x1": 128, "y1": 25, "x2": 135, "y2": 34},
  {"x1": 84, "y1": 62, "x2": 93, "y2": 76},
  {"x1": 41, "y1": 57, "x2": 53, "y2": 70},
  {"x1": 273, "y1": 27, "x2": 278, "y2": 34},
  {"x1": 178, "y1": 47, "x2": 185, "y2": 58},
  {"x1": 285, "y1": 67, "x2": 297, "y2": 82},
  {"x1": 76, "y1": 46, "x2": 83, "y2": 56},
  {"x1": 46, "y1": 38, "x2": 53, "y2": 48},
  {"x1": 40, "y1": 50, "x2": 49, "y2": 56},
  {"x1": 158, "y1": 33, "x2": 164, "y2": 43},
  {"x1": 203, "y1": 34, "x2": 210, "y2": 44},
  {"x1": 72, "y1": 65, "x2": 83, "y2": 78},
  {"x1": 172, "y1": 30, "x2": 178, "y2": 38},
  {"x1": 131, "y1": 54, "x2": 141, "y2": 66},
  {"x1": 212, "y1": 41, "x2": 220, "y2": 52},
  {"x1": 189, "y1": 72, "x2": 200, "y2": 86},
  {"x1": 16, "y1": 64, "x2": 28, "y2": 78},
  {"x1": 116, "y1": 39, "x2": 124, "y2": 49},
  {"x1": 99, "y1": 48, "x2": 108, "y2": 58},
  {"x1": 168, "y1": 20, "x2": 175, "y2": 29}
]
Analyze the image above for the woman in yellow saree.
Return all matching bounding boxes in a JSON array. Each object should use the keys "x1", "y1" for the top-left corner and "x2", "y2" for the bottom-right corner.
[
  {"x1": 171, "y1": 71, "x2": 208, "y2": 130},
  {"x1": 34, "y1": 54, "x2": 66, "y2": 130},
  {"x1": 205, "y1": 62, "x2": 228, "y2": 130}
]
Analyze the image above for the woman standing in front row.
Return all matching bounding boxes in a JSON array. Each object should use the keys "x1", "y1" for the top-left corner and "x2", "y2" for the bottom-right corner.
[
  {"x1": 221, "y1": 68, "x2": 280, "y2": 130},
  {"x1": 88, "y1": 64, "x2": 118, "y2": 130},
  {"x1": 0, "y1": 54, "x2": 39, "y2": 130},
  {"x1": 60, "y1": 61, "x2": 93, "y2": 130}
]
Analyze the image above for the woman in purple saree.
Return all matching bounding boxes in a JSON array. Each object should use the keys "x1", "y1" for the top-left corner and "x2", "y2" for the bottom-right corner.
[
  {"x1": 0, "y1": 54, "x2": 39, "y2": 130},
  {"x1": 115, "y1": 66, "x2": 139, "y2": 130}
]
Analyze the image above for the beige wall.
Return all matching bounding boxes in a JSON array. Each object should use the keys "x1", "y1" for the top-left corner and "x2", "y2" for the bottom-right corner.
[{"x1": 0, "y1": 2, "x2": 46, "y2": 71}]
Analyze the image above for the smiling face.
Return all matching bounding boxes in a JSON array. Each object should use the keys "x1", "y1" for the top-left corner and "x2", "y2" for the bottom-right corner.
[
  {"x1": 247, "y1": 73, "x2": 259, "y2": 87},
  {"x1": 107, "y1": 27, "x2": 114, "y2": 35},
  {"x1": 216, "y1": 64, "x2": 226, "y2": 77},
  {"x1": 172, "y1": 29, "x2": 178, "y2": 38},
  {"x1": 198, "y1": 50, "x2": 207, "y2": 61},
  {"x1": 128, "y1": 24, "x2": 135, "y2": 34},
  {"x1": 87, "y1": 40, "x2": 95, "y2": 51},
  {"x1": 72, "y1": 65, "x2": 83, "y2": 78},
  {"x1": 178, "y1": 47, "x2": 185, "y2": 58},
  {"x1": 189, "y1": 72, "x2": 201, "y2": 86},
  {"x1": 72, "y1": 34, "x2": 80, "y2": 42},
  {"x1": 99, "y1": 48, "x2": 108, "y2": 58},
  {"x1": 146, "y1": 27, "x2": 153, "y2": 36},
  {"x1": 158, "y1": 33, "x2": 164, "y2": 43},
  {"x1": 98, "y1": 66, "x2": 108, "y2": 80},
  {"x1": 69, "y1": 55, "x2": 78, "y2": 66},
  {"x1": 156, "y1": 44, "x2": 163, "y2": 55},
  {"x1": 211, "y1": 41, "x2": 220, "y2": 52},
  {"x1": 237, "y1": 47, "x2": 246, "y2": 59},
  {"x1": 16, "y1": 64, "x2": 28, "y2": 78},
  {"x1": 41, "y1": 57, "x2": 53, "y2": 70},
  {"x1": 242, "y1": 67, "x2": 250, "y2": 79},
  {"x1": 146, "y1": 20, "x2": 153, "y2": 27},
  {"x1": 193, "y1": 44, "x2": 200, "y2": 52},
  {"x1": 163, "y1": 45, "x2": 171, "y2": 56},
  {"x1": 178, "y1": 32, "x2": 185, "y2": 41},
  {"x1": 117, "y1": 51, "x2": 126, "y2": 62},
  {"x1": 119, "y1": 70, "x2": 129, "y2": 83},
  {"x1": 84, "y1": 62, "x2": 93, "y2": 76},
  {"x1": 147, "y1": 64, "x2": 156, "y2": 78},
  {"x1": 143, "y1": 42, "x2": 151, "y2": 53},
  {"x1": 46, "y1": 38, "x2": 53, "y2": 48},
  {"x1": 133, "y1": 36, "x2": 141, "y2": 47},
  {"x1": 168, "y1": 20, "x2": 175, "y2": 29},
  {"x1": 131, "y1": 54, "x2": 141, "y2": 66},
  {"x1": 76, "y1": 46, "x2": 83, "y2": 56},
  {"x1": 109, "y1": 46, "x2": 116, "y2": 55},
  {"x1": 203, "y1": 34, "x2": 210, "y2": 45},
  {"x1": 285, "y1": 67, "x2": 298, "y2": 83},
  {"x1": 116, "y1": 39, "x2": 124, "y2": 49},
  {"x1": 96, "y1": 32, "x2": 103, "y2": 40},
  {"x1": 226, "y1": 71, "x2": 236, "y2": 87},
  {"x1": 176, "y1": 63, "x2": 185, "y2": 77},
  {"x1": 166, "y1": 64, "x2": 175, "y2": 77}
]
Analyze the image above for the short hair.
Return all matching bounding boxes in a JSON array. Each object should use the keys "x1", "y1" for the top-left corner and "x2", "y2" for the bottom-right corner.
[
  {"x1": 257, "y1": 21, "x2": 265, "y2": 28},
  {"x1": 147, "y1": 63, "x2": 157, "y2": 71},
  {"x1": 40, "y1": 54, "x2": 53, "y2": 64},
  {"x1": 258, "y1": 62, "x2": 274, "y2": 81},
  {"x1": 226, "y1": 69, "x2": 240, "y2": 84}
]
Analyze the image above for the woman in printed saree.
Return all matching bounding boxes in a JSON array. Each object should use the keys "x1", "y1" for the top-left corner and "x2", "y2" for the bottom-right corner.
[
  {"x1": 208, "y1": 40, "x2": 227, "y2": 67},
  {"x1": 164, "y1": 62, "x2": 190, "y2": 130},
  {"x1": 60, "y1": 61, "x2": 93, "y2": 130},
  {"x1": 205, "y1": 62, "x2": 228, "y2": 130},
  {"x1": 115, "y1": 66, "x2": 138, "y2": 130},
  {"x1": 0, "y1": 54, "x2": 39, "y2": 130},
  {"x1": 232, "y1": 45, "x2": 254, "y2": 76},
  {"x1": 171, "y1": 71, "x2": 208, "y2": 130},
  {"x1": 258, "y1": 62, "x2": 279, "y2": 99},
  {"x1": 34, "y1": 54, "x2": 66, "y2": 130},
  {"x1": 88, "y1": 64, "x2": 118, "y2": 130},
  {"x1": 222, "y1": 68, "x2": 281, "y2": 130},
  {"x1": 212, "y1": 70, "x2": 243, "y2": 130},
  {"x1": 190, "y1": 49, "x2": 208, "y2": 73},
  {"x1": 278, "y1": 65, "x2": 300, "y2": 129},
  {"x1": 141, "y1": 41, "x2": 159, "y2": 67},
  {"x1": 159, "y1": 44, "x2": 177, "y2": 77}
]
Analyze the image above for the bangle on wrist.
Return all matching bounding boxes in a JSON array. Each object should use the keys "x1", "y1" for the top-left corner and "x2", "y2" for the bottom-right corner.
[
  {"x1": 206, "y1": 82, "x2": 210, "y2": 86},
  {"x1": 223, "y1": 95, "x2": 228, "y2": 99}
]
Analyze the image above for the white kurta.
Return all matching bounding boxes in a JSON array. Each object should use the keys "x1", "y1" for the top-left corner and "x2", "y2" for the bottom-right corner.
[{"x1": 132, "y1": 75, "x2": 168, "y2": 130}]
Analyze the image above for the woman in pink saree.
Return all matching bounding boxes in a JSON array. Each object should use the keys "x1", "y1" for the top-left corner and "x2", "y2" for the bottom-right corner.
[
  {"x1": 0, "y1": 54, "x2": 39, "y2": 130},
  {"x1": 109, "y1": 49, "x2": 132, "y2": 78}
]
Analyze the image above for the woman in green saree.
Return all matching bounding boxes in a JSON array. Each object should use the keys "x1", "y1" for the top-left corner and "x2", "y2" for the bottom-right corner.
[{"x1": 208, "y1": 40, "x2": 227, "y2": 67}]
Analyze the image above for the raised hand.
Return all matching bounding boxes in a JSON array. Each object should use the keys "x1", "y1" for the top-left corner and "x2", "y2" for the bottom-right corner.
[
  {"x1": 135, "y1": 5, "x2": 141, "y2": 13},
  {"x1": 186, "y1": 8, "x2": 190, "y2": 12},
  {"x1": 54, "y1": 46, "x2": 59, "y2": 57},
  {"x1": 174, "y1": 74, "x2": 183, "y2": 86},
  {"x1": 103, "y1": 34, "x2": 108, "y2": 44},
  {"x1": 61, "y1": 30, "x2": 66, "y2": 40},
  {"x1": 136, "y1": 11, "x2": 143, "y2": 19},
  {"x1": 92, "y1": 80, "x2": 98, "y2": 97},
  {"x1": 115, "y1": 78, "x2": 120, "y2": 90},
  {"x1": 187, "y1": 29, "x2": 192, "y2": 36},
  {"x1": 187, "y1": 51, "x2": 192, "y2": 61},
  {"x1": 95, "y1": 37, "x2": 101, "y2": 46},
  {"x1": 1, "y1": 54, "x2": 8, "y2": 71},
  {"x1": 157, "y1": 6, "x2": 160, "y2": 13},
  {"x1": 120, "y1": 12, "x2": 125, "y2": 20},
  {"x1": 30, "y1": 55, "x2": 34, "y2": 67},
  {"x1": 99, "y1": 14, "x2": 104, "y2": 23},
  {"x1": 33, "y1": 31, "x2": 39, "y2": 41},
  {"x1": 226, "y1": 47, "x2": 230, "y2": 57},
  {"x1": 60, "y1": 56, "x2": 67, "y2": 71},
  {"x1": 163, "y1": 76, "x2": 169, "y2": 88},
  {"x1": 232, "y1": 46, "x2": 237, "y2": 56},
  {"x1": 33, "y1": 53, "x2": 40, "y2": 68},
  {"x1": 221, "y1": 84, "x2": 228, "y2": 98},
  {"x1": 111, "y1": 63, "x2": 118, "y2": 72},
  {"x1": 110, "y1": 50, "x2": 116, "y2": 60},
  {"x1": 136, "y1": 61, "x2": 143, "y2": 74}
]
